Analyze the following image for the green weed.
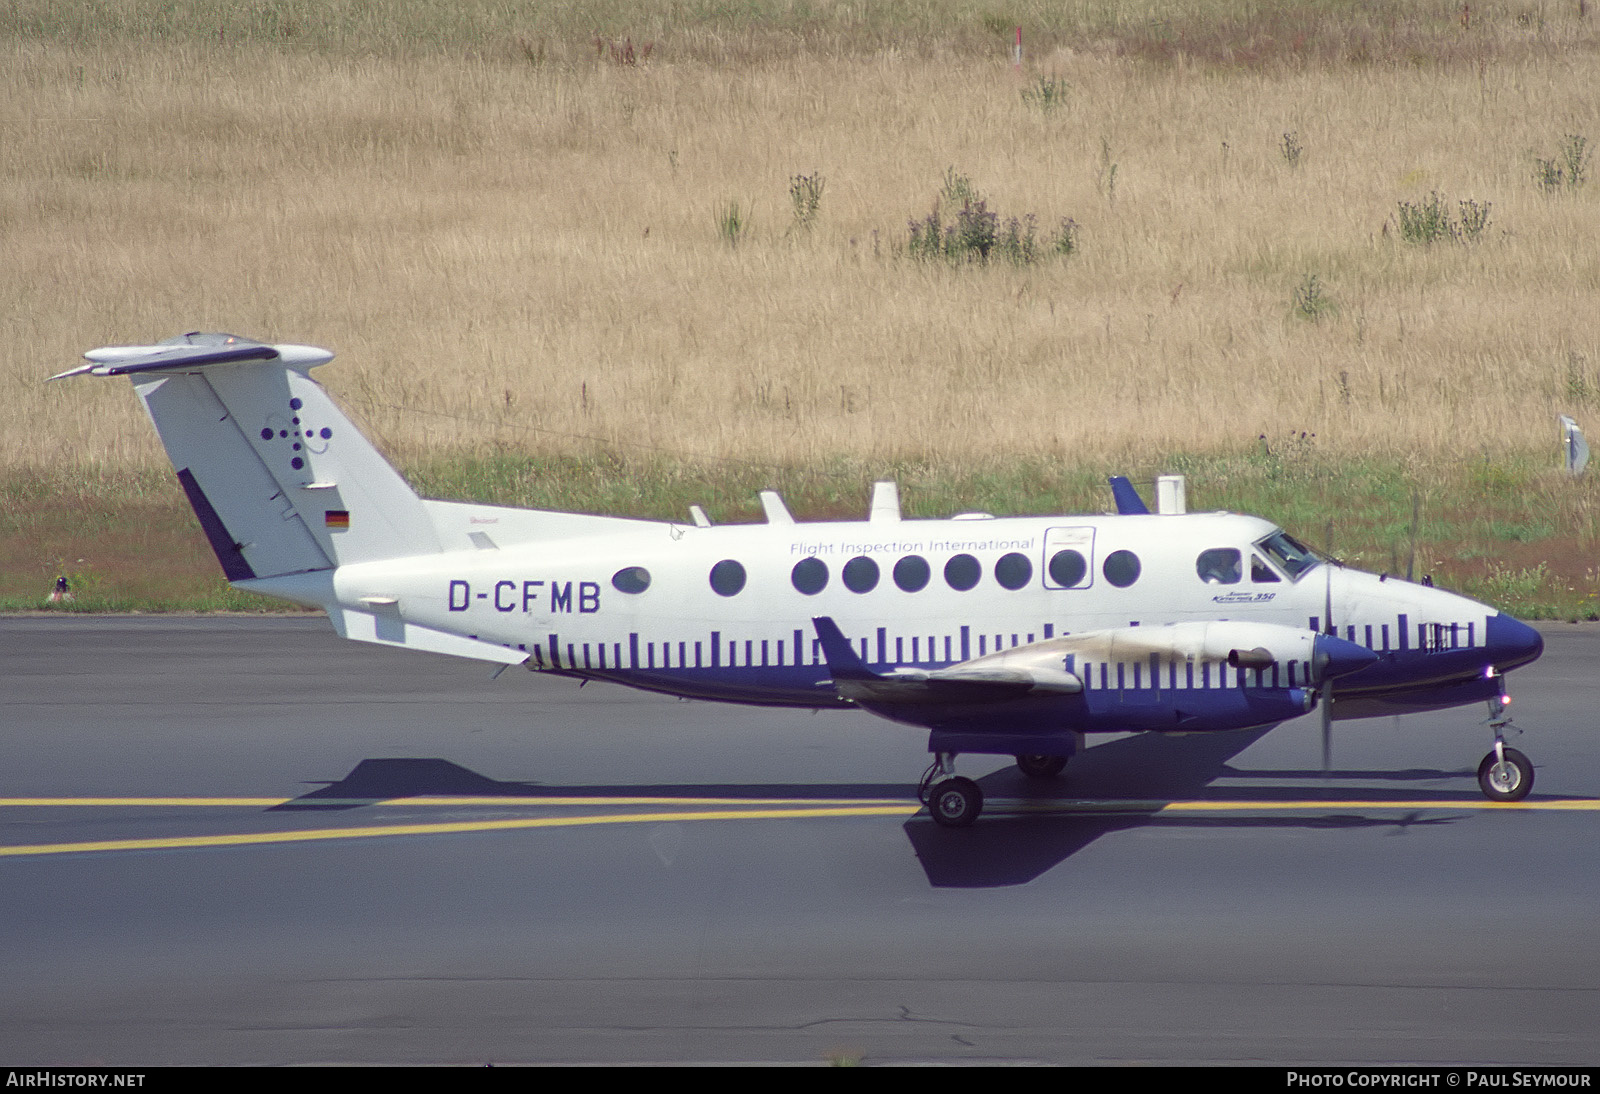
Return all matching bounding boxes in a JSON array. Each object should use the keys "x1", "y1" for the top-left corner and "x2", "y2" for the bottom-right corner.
[
  {"x1": 1052, "y1": 217, "x2": 1079, "y2": 257},
  {"x1": 1486, "y1": 520, "x2": 1554, "y2": 543},
  {"x1": 1395, "y1": 192, "x2": 1491, "y2": 245},
  {"x1": 1456, "y1": 198, "x2": 1492, "y2": 242},
  {"x1": 1094, "y1": 137, "x2": 1119, "y2": 204},
  {"x1": 1535, "y1": 156, "x2": 1564, "y2": 193},
  {"x1": 1279, "y1": 130, "x2": 1303, "y2": 169},
  {"x1": 940, "y1": 166, "x2": 978, "y2": 207},
  {"x1": 1022, "y1": 74, "x2": 1069, "y2": 111},
  {"x1": 1396, "y1": 192, "x2": 1454, "y2": 244},
  {"x1": 1563, "y1": 134, "x2": 1592, "y2": 189},
  {"x1": 1292, "y1": 273, "x2": 1333, "y2": 321},
  {"x1": 1534, "y1": 134, "x2": 1591, "y2": 192},
  {"x1": 1463, "y1": 563, "x2": 1556, "y2": 615},
  {"x1": 979, "y1": 12, "x2": 1016, "y2": 38},
  {"x1": 715, "y1": 199, "x2": 746, "y2": 247},
  {"x1": 788, "y1": 172, "x2": 824, "y2": 233},
  {"x1": 1564, "y1": 352, "x2": 1596, "y2": 403},
  {"x1": 907, "y1": 178, "x2": 1077, "y2": 267},
  {"x1": 1467, "y1": 456, "x2": 1522, "y2": 494}
]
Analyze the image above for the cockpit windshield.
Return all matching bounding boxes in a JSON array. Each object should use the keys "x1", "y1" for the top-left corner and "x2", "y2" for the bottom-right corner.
[{"x1": 1255, "y1": 529, "x2": 1321, "y2": 580}]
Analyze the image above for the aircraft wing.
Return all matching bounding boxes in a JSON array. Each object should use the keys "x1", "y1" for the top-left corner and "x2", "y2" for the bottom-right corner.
[
  {"x1": 811, "y1": 615, "x2": 1376, "y2": 713},
  {"x1": 811, "y1": 616, "x2": 1082, "y2": 705}
]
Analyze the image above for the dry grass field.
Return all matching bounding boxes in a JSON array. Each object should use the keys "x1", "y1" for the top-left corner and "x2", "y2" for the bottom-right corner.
[{"x1": 3, "y1": 1, "x2": 1600, "y2": 611}]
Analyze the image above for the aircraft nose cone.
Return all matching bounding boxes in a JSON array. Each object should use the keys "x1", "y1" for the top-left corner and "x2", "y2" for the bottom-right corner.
[
  {"x1": 1486, "y1": 613, "x2": 1544, "y2": 670},
  {"x1": 1313, "y1": 632, "x2": 1380, "y2": 681}
]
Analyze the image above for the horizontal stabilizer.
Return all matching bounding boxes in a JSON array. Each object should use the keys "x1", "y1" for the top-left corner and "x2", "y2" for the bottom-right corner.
[
  {"x1": 327, "y1": 607, "x2": 529, "y2": 666},
  {"x1": 85, "y1": 343, "x2": 280, "y2": 375},
  {"x1": 53, "y1": 334, "x2": 335, "y2": 381}
]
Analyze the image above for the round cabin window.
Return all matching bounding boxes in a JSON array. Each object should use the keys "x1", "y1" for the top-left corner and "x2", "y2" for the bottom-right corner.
[
  {"x1": 791, "y1": 557, "x2": 829, "y2": 595},
  {"x1": 994, "y1": 552, "x2": 1033, "y2": 590},
  {"x1": 944, "y1": 553, "x2": 981, "y2": 591},
  {"x1": 894, "y1": 555, "x2": 931, "y2": 592},
  {"x1": 842, "y1": 556, "x2": 880, "y2": 593},
  {"x1": 611, "y1": 566, "x2": 651, "y2": 594},
  {"x1": 709, "y1": 559, "x2": 746, "y2": 597},
  {"x1": 1048, "y1": 549, "x2": 1088, "y2": 588},
  {"x1": 1103, "y1": 550, "x2": 1142, "y2": 588}
]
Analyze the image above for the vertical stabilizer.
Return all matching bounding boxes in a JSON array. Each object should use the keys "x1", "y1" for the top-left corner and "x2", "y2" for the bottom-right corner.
[{"x1": 68, "y1": 334, "x2": 441, "y2": 579}]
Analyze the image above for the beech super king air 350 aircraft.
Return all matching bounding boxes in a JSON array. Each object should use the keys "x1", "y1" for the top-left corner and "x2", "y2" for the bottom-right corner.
[{"x1": 55, "y1": 333, "x2": 1548, "y2": 826}]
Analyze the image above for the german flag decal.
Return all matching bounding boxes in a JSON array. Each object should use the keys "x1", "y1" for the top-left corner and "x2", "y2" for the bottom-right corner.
[{"x1": 325, "y1": 510, "x2": 350, "y2": 530}]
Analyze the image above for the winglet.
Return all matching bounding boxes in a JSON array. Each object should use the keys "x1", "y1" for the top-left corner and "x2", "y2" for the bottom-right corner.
[
  {"x1": 811, "y1": 617, "x2": 876, "y2": 680},
  {"x1": 1108, "y1": 476, "x2": 1150, "y2": 515}
]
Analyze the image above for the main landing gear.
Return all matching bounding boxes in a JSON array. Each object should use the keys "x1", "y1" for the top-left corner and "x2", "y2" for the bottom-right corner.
[
  {"x1": 1015, "y1": 753, "x2": 1069, "y2": 779},
  {"x1": 919, "y1": 751, "x2": 1073, "y2": 827},
  {"x1": 920, "y1": 753, "x2": 982, "y2": 828},
  {"x1": 1477, "y1": 668, "x2": 1534, "y2": 803}
]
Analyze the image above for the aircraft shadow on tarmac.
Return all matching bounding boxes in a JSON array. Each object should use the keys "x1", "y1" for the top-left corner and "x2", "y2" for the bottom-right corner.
[
  {"x1": 270, "y1": 756, "x2": 913, "y2": 810},
  {"x1": 904, "y1": 729, "x2": 1474, "y2": 887},
  {"x1": 269, "y1": 730, "x2": 1490, "y2": 886}
]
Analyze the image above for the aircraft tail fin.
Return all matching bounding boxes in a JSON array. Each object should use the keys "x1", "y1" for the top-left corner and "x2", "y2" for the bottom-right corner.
[
  {"x1": 63, "y1": 333, "x2": 440, "y2": 581},
  {"x1": 1108, "y1": 476, "x2": 1150, "y2": 515}
]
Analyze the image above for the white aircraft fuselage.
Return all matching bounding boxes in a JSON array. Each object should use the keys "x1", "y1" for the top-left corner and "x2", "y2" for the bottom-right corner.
[
  {"x1": 57, "y1": 334, "x2": 1546, "y2": 824},
  {"x1": 245, "y1": 506, "x2": 1534, "y2": 720}
]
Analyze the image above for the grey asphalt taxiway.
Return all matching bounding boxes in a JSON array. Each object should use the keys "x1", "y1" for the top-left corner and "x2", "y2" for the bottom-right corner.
[{"x1": 2, "y1": 615, "x2": 1598, "y2": 1065}]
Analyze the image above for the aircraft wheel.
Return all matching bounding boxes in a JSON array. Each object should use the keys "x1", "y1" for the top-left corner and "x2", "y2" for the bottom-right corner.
[
  {"x1": 1477, "y1": 747, "x2": 1534, "y2": 802},
  {"x1": 1015, "y1": 753, "x2": 1069, "y2": 779},
  {"x1": 928, "y1": 777, "x2": 982, "y2": 828}
]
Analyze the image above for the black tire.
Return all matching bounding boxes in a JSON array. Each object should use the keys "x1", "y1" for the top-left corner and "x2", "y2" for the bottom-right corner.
[
  {"x1": 1015, "y1": 753, "x2": 1069, "y2": 779},
  {"x1": 1477, "y1": 747, "x2": 1534, "y2": 802},
  {"x1": 928, "y1": 777, "x2": 982, "y2": 828}
]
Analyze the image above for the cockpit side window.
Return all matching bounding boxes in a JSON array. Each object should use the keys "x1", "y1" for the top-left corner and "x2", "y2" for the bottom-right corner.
[
  {"x1": 1251, "y1": 555, "x2": 1281, "y2": 583},
  {"x1": 1255, "y1": 530, "x2": 1319, "y2": 580},
  {"x1": 1196, "y1": 548, "x2": 1241, "y2": 585}
]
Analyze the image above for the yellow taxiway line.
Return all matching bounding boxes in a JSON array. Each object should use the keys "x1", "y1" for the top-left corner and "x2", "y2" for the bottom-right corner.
[
  {"x1": 0, "y1": 804, "x2": 917, "y2": 858},
  {"x1": 0, "y1": 795, "x2": 906, "y2": 809},
  {"x1": 2, "y1": 795, "x2": 1596, "y2": 812},
  {"x1": 1129, "y1": 798, "x2": 1597, "y2": 813},
  {"x1": 0, "y1": 796, "x2": 1592, "y2": 859}
]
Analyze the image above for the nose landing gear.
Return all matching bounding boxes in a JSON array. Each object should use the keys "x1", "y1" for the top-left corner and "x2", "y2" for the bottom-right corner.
[
  {"x1": 1478, "y1": 745, "x2": 1533, "y2": 801},
  {"x1": 1477, "y1": 668, "x2": 1533, "y2": 803}
]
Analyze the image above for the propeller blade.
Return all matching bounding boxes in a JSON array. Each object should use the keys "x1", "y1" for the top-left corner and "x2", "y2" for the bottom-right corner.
[
  {"x1": 1324, "y1": 562, "x2": 1333, "y2": 636},
  {"x1": 1321, "y1": 682, "x2": 1332, "y2": 775}
]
